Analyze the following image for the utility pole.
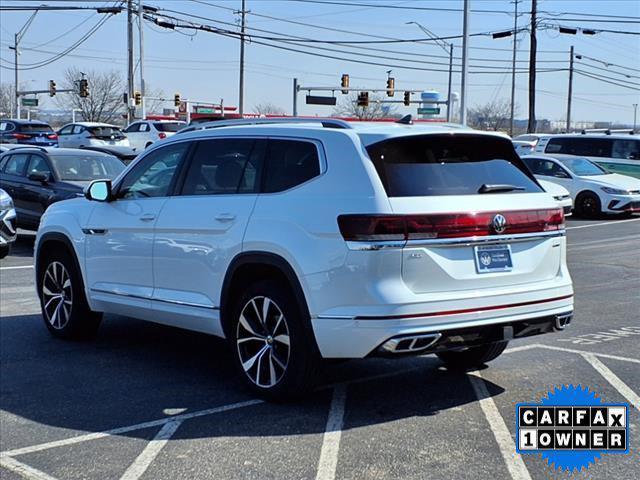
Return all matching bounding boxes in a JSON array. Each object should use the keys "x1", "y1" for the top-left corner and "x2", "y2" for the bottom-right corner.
[
  {"x1": 127, "y1": 0, "x2": 135, "y2": 122},
  {"x1": 460, "y1": 0, "x2": 470, "y2": 125},
  {"x1": 527, "y1": 0, "x2": 537, "y2": 133},
  {"x1": 566, "y1": 46, "x2": 574, "y2": 133},
  {"x1": 633, "y1": 103, "x2": 638, "y2": 133},
  {"x1": 13, "y1": 33, "x2": 19, "y2": 119},
  {"x1": 509, "y1": 0, "x2": 519, "y2": 136},
  {"x1": 238, "y1": 0, "x2": 247, "y2": 117},
  {"x1": 138, "y1": 0, "x2": 145, "y2": 98},
  {"x1": 447, "y1": 44, "x2": 453, "y2": 122},
  {"x1": 292, "y1": 78, "x2": 298, "y2": 116}
]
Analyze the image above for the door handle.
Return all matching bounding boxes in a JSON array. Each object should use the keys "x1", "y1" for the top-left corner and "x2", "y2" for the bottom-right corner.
[
  {"x1": 215, "y1": 213, "x2": 236, "y2": 222},
  {"x1": 139, "y1": 214, "x2": 156, "y2": 222}
]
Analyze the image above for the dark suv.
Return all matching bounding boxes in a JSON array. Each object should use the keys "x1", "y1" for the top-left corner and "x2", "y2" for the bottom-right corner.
[{"x1": 0, "y1": 120, "x2": 58, "y2": 147}]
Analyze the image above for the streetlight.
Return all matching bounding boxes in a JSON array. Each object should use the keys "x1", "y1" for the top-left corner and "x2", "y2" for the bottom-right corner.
[
  {"x1": 9, "y1": 8, "x2": 40, "y2": 118},
  {"x1": 406, "y1": 21, "x2": 454, "y2": 122}
]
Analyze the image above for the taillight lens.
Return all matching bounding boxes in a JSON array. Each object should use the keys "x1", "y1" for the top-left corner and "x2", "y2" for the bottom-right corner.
[
  {"x1": 47, "y1": 134, "x2": 58, "y2": 140},
  {"x1": 338, "y1": 209, "x2": 564, "y2": 242},
  {"x1": 12, "y1": 133, "x2": 30, "y2": 139},
  {"x1": 158, "y1": 132, "x2": 167, "y2": 139}
]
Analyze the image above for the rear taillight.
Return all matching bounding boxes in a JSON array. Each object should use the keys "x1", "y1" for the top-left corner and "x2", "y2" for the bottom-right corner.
[
  {"x1": 12, "y1": 133, "x2": 30, "y2": 139},
  {"x1": 338, "y1": 209, "x2": 564, "y2": 242},
  {"x1": 47, "y1": 134, "x2": 58, "y2": 140},
  {"x1": 158, "y1": 132, "x2": 167, "y2": 139}
]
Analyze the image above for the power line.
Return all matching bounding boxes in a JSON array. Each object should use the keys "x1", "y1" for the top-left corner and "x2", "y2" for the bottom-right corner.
[{"x1": 574, "y1": 70, "x2": 640, "y2": 91}]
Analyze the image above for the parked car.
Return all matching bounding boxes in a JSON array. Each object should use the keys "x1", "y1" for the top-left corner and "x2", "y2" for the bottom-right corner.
[
  {"x1": 534, "y1": 133, "x2": 640, "y2": 178},
  {"x1": 57, "y1": 122, "x2": 129, "y2": 148},
  {"x1": 512, "y1": 140, "x2": 536, "y2": 157},
  {"x1": 0, "y1": 120, "x2": 58, "y2": 146},
  {"x1": 0, "y1": 188, "x2": 17, "y2": 259},
  {"x1": 513, "y1": 133, "x2": 548, "y2": 148},
  {"x1": 80, "y1": 145, "x2": 139, "y2": 164},
  {"x1": 522, "y1": 154, "x2": 640, "y2": 217},
  {"x1": 34, "y1": 118, "x2": 573, "y2": 400},
  {"x1": 538, "y1": 179, "x2": 573, "y2": 216},
  {"x1": 123, "y1": 120, "x2": 185, "y2": 150},
  {"x1": 1, "y1": 143, "x2": 33, "y2": 153},
  {"x1": 0, "y1": 147, "x2": 125, "y2": 230}
]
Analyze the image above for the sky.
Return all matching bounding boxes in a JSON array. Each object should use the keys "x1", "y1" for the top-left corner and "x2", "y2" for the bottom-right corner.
[{"x1": 1, "y1": 0, "x2": 639, "y2": 124}]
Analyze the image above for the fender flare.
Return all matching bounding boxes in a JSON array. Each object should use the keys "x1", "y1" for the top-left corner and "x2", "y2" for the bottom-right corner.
[{"x1": 35, "y1": 232, "x2": 83, "y2": 295}]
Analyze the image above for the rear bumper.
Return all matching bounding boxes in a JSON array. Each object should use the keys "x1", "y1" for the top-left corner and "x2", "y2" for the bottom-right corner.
[{"x1": 311, "y1": 289, "x2": 573, "y2": 358}]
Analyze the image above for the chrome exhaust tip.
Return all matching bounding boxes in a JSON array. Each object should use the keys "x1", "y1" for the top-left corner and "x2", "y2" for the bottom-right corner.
[
  {"x1": 378, "y1": 333, "x2": 442, "y2": 354},
  {"x1": 554, "y1": 313, "x2": 572, "y2": 331}
]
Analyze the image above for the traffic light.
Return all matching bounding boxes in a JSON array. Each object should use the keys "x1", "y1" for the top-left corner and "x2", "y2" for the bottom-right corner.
[
  {"x1": 340, "y1": 74, "x2": 349, "y2": 94},
  {"x1": 403, "y1": 91, "x2": 411, "y2": 106},
  {"x1": 357, "y1": 91, "x2": 369, "y2": 108},
  {"x1": 386, "y1": 77, "x2": 395, "y2": 97},
  {"x1": 48, "y1": 80, "x2": 56, "y2": 97},
  {"x1": 134, "y1": 91, "x2": 142, "y2": 106},
  {"x1": 174, "y1": 93, "x2": 181, "y2": 107},
  {"x1": 79, "y1": 78, "x2": 89, "y2": 98}
]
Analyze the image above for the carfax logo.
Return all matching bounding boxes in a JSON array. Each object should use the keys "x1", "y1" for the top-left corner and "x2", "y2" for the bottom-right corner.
[{"x1": 516, "y1": 385, "x2": 629, "y2": 472}]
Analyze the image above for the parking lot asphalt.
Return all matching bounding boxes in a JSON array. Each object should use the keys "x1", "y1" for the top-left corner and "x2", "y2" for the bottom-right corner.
[{"x1": 1, "y1": 217, "x2": 639, "y2": 480}]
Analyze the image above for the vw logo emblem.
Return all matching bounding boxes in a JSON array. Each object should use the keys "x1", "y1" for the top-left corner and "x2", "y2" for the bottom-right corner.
[
  {"x1": 492, "y1": 214, "x2": 507, "y2": 234},
  {"x1": 480, "y1": 252, "x2": 492, "y2": 266}
]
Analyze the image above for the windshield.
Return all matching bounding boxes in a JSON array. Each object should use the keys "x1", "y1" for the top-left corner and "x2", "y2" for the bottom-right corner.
[
  {"x1": 558, "y1": 157, "x2": 606, "y2": 176},
  {"x1": 364, "y1": 134, "x2": 542, "y2": 196},
  {"x1": 49, "y1": 154, "x2": 125, "y2": 181},
  {"x1": 154, "y1": 122, "x2": 183, "y2": 132},
  {"x1": 18, "y1": 124, "x2": 54, "y2": 133},
  {"x1": 88, "y1": 126, "x2": 125, "y2": 138}
]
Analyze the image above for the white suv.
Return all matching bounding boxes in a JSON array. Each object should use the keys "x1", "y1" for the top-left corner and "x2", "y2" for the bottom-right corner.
[
  {"x1": 34, "y1": 118, "x2": 574, "y2": 400},
  {"x1": 123, "y1": 120, "x2": 185, "y2": 150}
]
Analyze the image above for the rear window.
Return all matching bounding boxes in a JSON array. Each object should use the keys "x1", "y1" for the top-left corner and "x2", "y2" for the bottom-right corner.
[
  {"x1": 154, "y1": 122, "x2": 182, "y2": 132},
  {"x1": 17, "y1": 123, "x2": 53, "y2": 133},
  {"x1": 365, "y1": 134, "x2": 541, "y2": 197},
  {"x1": 545, "y1": 137, "x2": 612, "y2": 158},
  {"x1": 88, "y1": 126, "x2": 125, "y2": 138}
]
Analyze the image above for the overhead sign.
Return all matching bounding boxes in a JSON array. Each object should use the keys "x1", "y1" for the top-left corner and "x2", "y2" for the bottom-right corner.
[
  {"x1": 21, "y1": 98, "x2": 39, "y2": 107},
  {"x1": 306, "y1": 95, "x2": 337, "y2": 106},
  {"x1": 417, "y1": 107, "x2": 440, "y2": 115}
]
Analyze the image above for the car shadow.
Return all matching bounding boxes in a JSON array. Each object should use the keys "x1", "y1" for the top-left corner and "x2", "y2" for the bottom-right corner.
[
  {"x1": 7, "y1": 232, "x2": 35, "y2": 258},
  {"x1": 0, "y1": 312, "x2": 505, "y2": 445}
]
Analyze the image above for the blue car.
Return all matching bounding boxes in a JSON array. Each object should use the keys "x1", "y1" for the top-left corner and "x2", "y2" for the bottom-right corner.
[{"x1": 0, "y1": 119, "x2": 58, "y2": 147}]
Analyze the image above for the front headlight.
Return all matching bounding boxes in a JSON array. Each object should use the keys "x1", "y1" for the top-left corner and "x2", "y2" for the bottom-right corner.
[
  {"x1": 0, "y1": 190, "x2": 13, "y2": 210},
  {"x1": 601, "y1": 187, "x2": 630, "y2": 195}
]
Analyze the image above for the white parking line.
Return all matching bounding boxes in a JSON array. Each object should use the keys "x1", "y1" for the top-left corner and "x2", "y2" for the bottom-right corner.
[
  {"x1": 0, "y1": 455, "x2": 60, "y2": 480},
  {"x1": 315, "y1": 385, "x2": 347, "y2": 480},
  {"x1": 533, "y1": 344, "x2": 640, "y2": 364},
  {"x1": 566, "y1": 217, "x2": 640, "y2": 230},
  {"x1": 120, "y1": 420, "x2": 183, "y2": 480},
  {"x1": 0, "y1": 265, "x2": 33, "y2": 271},
  {"x1": 581, "y1": 353, "x2": 640, "y2": 410},
  {"x1": 468, "y1": 372, "x2": 532, "y2": 480}
]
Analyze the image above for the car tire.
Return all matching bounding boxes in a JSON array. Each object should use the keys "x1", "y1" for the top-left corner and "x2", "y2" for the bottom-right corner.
[
  {"x1": 575, "y1": 192, "x2": 602, "y2": 218},
  {"x1": 228, "y1": 279, "x2": 321, "y2": 401},
  {"x1": 39, "y1": 249, "x2": 102, "y2": 339},
  {"x1": 436, "y1": 341, "x2": 508, "y2": 370},
  {"x1": 0, "y1": 244, "x2": 9, "y2": 259}
]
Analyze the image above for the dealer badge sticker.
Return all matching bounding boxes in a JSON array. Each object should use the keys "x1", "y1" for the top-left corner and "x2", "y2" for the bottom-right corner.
[{"x1": 516, "y1": 385, "x2": 629, "y2": 472}]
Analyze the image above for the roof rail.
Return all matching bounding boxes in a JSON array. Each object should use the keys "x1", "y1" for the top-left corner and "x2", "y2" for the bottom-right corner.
[
  {"x1": 580, "y1": 128, "x2": 635, "y2": 136},
  {"x1": 4, "y1": 145, "x2": 49, "y2": 152},
  {"x1": 178, "y1": 117, "x2": 353, "y2": 134}
]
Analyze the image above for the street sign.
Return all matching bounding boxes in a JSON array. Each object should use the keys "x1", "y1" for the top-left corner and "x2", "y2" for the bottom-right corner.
[
  {"x1": 417, "y1": 107, "x2": 440, "y2": 115},
  {"x1": 21, "y1": 98, "x2": 39, "y2": 107},
  {"x1": 306, "y1": 95, "x2": 337, "y2": 106},
  {"x1": 195, "y1": 107, "x2": 216, "y2": 114}
]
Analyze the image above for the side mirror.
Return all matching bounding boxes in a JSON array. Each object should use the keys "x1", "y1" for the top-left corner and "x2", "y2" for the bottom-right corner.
[
  {"x1": 85, "y1": 179, "x2": 112, "y2": 202},
  {"x1": 28, "y1": 171, "x2": 50, "y2": 184}
]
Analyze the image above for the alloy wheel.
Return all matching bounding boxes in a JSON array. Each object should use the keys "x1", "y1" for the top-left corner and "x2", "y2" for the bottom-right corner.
[
  {"x1": 236, "y1": 296, "x2": 291, "y2": 388},
  {"x1": 42, "y1": 261, "x2": 73, "y2": 330}
]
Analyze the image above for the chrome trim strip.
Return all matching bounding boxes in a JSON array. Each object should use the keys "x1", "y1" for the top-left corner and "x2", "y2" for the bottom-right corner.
[
  {"x1": 346, "y1": 230, "x2": 565, "y2": 250},
  {"x1": 82, "y1": 228, "x2": 108, "y2": 235},
  {"x1": 314, "y1": 314, "x2": 356, "y2": 320},
  {"x1": 90, "y1": 288, "x2": 217, "y2": 310}
]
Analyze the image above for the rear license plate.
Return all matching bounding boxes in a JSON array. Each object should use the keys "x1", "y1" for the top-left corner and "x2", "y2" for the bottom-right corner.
[
  {"x1": 35, "y1": 137, "x2": 45, "y2": 143},
  {"x1": 474, "y1": 244, "x2": 513, "y2": 273}
]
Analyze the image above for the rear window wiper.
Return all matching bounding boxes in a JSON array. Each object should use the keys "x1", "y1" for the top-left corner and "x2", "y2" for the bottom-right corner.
[{"x1": 478, "y1": 184, "x2": 526, "y2": 194}]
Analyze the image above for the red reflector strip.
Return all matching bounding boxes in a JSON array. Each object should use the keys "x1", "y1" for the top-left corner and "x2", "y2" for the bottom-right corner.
[
  {"x1": 355, "y1": 294, "x2": 574, "y2": 320},
  {"x1": 338, "y1": 208, "x2": 564, "y2": 241}
]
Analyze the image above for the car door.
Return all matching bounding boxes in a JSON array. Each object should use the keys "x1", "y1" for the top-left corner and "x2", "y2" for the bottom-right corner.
[
  {"x1": 0, "y1": 153, "x2": 30, "y2": 224},
  {"x1": 124, "y1": 122, "x2": 142, "y2": 150},
  {"x1": 56, "y1": 125, "x2": 74, "y2": 148},
  {"x1": 151, "y1": 137, "x2": 265, "y2": 334},
  {"x1": 534, "y1": 158, "x2": 575, "y2": 195},
  {"x1": 22, "y1": 154, "x2": 55, "y2": 226},
  {"x1": 84, "y1": 141, "x2": 191, "y2": 319}
]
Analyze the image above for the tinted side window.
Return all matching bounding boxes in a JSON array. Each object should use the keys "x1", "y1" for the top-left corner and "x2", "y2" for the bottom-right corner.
[
  {"x1": 263, "y1": 140, "x2": 320, "y2": 193},
  {"x1": 58, "y1": 125, "x2": 73, "y2": 135},
  {"x1": 612, "y1": 139, "x2": 640, "y2": 159},
  {"x1": 119, "y1": 142, "x2": 189, "y2": 199},
  {"x1": 181, "y1": 139, "x2": 261, "y2": 195},
  {"x1": 546, "y1": 137, "x2": 612, "y2": 157},
  {"x1": 3, "y1": 154, "x2": 30, "y2": 176},
  {"x1": 124, "y1": 123, "x2": 140, "y2": 133},
  {"x1": 28, "y1": 155, "x2": 52, "y2": 175}
]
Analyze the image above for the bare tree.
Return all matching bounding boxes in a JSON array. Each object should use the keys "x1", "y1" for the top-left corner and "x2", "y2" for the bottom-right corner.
[
  {"x1": 143, "y1": 86, "x2": 168, "y2": 115},
  {"x1": 253, "y1": 102, "x2": 286, "y2": 115},
  {"x1": 55, "y1": 68, "x2": 125, "y2": 124},
  {"x1": 468, "y1": 99, "x2": 513, "y2": 131},
  {"x1": 333, "y1": 92, "x2": 397, "y2": 120},
  {"x1": 0, "y1": 83, "x2": 14, "y2": 117}
]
